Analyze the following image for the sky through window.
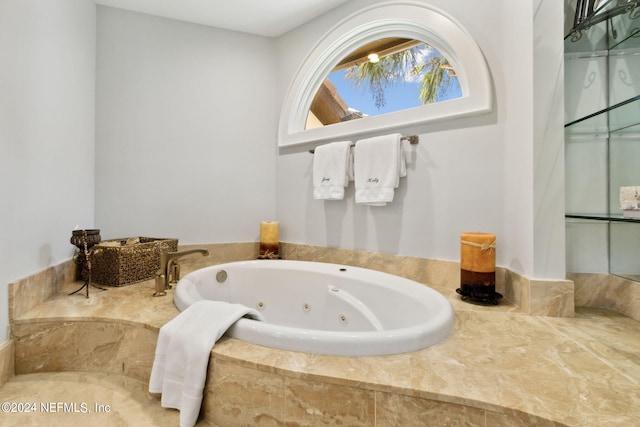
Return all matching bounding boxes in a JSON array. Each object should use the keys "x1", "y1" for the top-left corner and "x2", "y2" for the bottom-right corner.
[{"x1": 306, "y1": 41, "x2": 462, "y2": 129}]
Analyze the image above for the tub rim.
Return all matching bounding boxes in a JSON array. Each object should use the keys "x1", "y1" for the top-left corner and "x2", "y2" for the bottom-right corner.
[{"x1": 174, "y1": 259, "x2": 455, "y2": 356}]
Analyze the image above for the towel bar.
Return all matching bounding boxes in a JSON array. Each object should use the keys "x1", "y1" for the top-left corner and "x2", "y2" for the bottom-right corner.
[{"x1": 309, "y1": 135, "x2": 419, "y2": 154}]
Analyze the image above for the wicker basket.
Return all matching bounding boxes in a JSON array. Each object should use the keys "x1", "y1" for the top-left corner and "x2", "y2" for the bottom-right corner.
[{"x1": 88, "y1": 237, "x2": 178, "y2": 286}]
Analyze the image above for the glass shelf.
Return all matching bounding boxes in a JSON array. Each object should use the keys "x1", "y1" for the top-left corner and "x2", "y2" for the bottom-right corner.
[
  {"x1": 566, "y1": 213, "x2": 640, "y2": 222},
  {"x1": 565, "y1": 1, "x2": 640, "y2": 282},
  {"x1": 565, "y1": 94, "x2": 640, "y2": 131}
]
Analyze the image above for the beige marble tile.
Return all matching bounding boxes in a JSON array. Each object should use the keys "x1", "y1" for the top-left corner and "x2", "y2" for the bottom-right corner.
[
  {"x1": 11, "y1": 279, "x2": 180, "y2": 330},
  {"x1": 211, "y1": 339, "x2": 414, "y2": 396},
  {"x1": 529, "y1": 279, "x2": 575, "y2": 317},
  {"x1": 503, "y1": 268, "x2": 575, "y2": 317},
  {"x1": 209, "y1": 308, "x2": 640, "y2": 426},
  {"x1": 204, "y1": 358, "x2": 284, "y2": 426},
  {"x1": 9, "y1": 259, "x2": 75, "y2": 320},
  {"x1": 12, "y1": 320, "x2": 156, "y2": 383},
  {"x1": 0, "y1": 371, "x2": 191, "y2": 427},
  {"x1": 5, "y1": 242, "x2": 640, "y2": 426},
  {"x1": 484, "y1": 408, "x2": 564, "y2": 427},
  {"x1": 403, "y1": 310, "x2": 640, "y2": 426},
  {"x1": 0, "y1": 339, "x2": 14, "y2": 387},
  {"x1": 176, "y1": 242, "x2": 258, "y2": 272},
  {"x1": 376, "y1": 391, "x2": 486, "y2": 427},
  {"x1": 571, "y1": 272, "x2": 640, "y2": 321},
  {"x1": 283, "y1": 376, "x2": 375, "y2": 426},
  {"x1": 539, "y1": 308, "x2": 640, "y2": 386},
  {"x1": 503, "y1": 268, "x2": 526, "y2": 311}
]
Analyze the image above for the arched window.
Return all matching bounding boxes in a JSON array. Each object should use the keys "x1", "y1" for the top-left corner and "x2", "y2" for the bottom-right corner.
[{"x1": 278, "y1": 2, "x2": 493, "y2": 147}]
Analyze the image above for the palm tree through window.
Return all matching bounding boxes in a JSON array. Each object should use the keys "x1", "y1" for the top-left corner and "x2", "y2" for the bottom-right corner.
[{"x1": 306, "y1": 38, "x2": 462, "y2": 129}]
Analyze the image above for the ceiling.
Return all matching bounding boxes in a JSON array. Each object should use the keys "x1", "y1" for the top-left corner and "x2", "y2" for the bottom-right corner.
[{"x1": 94, "y1": 0, "x2": 352, "y2": 38}]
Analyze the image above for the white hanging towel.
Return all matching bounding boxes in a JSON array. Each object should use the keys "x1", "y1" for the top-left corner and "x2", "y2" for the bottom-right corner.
[
  {"x1": 149, "y1": 300, "x2": 264, "y2": 427},
  {"x1": 313, "y1": 141, "x2": 353, "y2": 200},
  {"x1": 354, "y1": 134, "x2": 405, "y2": 206}
]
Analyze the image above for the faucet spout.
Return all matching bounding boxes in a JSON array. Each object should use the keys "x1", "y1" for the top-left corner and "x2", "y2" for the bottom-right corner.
[{"x1": 153, "y1": 248, "x2": 209, "y2": 296}]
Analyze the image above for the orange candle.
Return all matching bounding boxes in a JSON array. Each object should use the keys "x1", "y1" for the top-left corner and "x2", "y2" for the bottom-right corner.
[
  {"x1": 259, "y1": 221, "x2": 279, "y2": 258},
  {"x1": 460, "y1": 232, "x2": 496, "y2": 300}
]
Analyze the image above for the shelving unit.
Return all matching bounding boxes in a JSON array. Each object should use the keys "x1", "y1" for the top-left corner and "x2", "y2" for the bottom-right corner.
[{"x1": 565, "y1": 1, "x2": 640, "y2": 281}]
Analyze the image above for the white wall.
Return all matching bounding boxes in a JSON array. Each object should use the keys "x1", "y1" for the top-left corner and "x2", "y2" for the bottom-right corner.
[
  {"x1": 532, "y1": 0, "x2": 566, "y2": 278},
  {"x1": 275, "y1": 0, "x2": 566, "y2": 280},
  {"x1": 95, "y1": 7, "x2": 278, "y2": 243},
  {"x1": 0, "y1": 0, "x2": 96, "y2": 343}
]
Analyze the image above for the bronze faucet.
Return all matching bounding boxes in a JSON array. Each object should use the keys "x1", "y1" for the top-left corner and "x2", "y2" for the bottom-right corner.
[{"x1": 153, "y1": 248, "x2": 209, "y2": 296}]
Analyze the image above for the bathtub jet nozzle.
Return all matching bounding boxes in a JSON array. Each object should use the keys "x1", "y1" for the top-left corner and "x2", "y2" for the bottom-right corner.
[{"x1": 216, "y1": 270, "x2": 227, "y2": 283}]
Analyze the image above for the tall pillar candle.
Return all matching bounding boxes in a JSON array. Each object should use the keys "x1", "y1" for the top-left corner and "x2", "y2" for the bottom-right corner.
[
  {"x1": 460, "y1": 232, "x2": 496, "y2": 299},
  {"x1": 259, "y1": 221, "x2": 279, "y2": 258}
]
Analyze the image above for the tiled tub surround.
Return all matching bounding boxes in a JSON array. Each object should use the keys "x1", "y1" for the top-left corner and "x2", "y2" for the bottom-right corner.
[
  {"x1": 4, "y1": 243, "x2": 640, "y2": 426},
  {"x1": 0, "y1": 340, "x2": 14, "y2": 388},
  {"x1": 8, "y1": 257, "x2": 77, "y2": 321},
  {"x1": 570, "y1": 272, "x2": 640, "y2": 322},
  {"x1": 281, "y1": 243, "x2": 575, "y2": 318},
  {"x1": 7, "y1": 242, "x2": 573, "y2": 320}
]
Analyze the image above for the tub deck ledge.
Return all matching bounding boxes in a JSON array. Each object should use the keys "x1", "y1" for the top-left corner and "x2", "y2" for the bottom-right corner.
[{"x1": 8, "y1": 271, "x2": 640, "y2": 426}]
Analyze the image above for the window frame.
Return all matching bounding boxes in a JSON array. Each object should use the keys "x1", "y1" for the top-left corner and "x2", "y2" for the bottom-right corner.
[{"x1": 278, "y1": 2, "x2": 493, "y2": 148}]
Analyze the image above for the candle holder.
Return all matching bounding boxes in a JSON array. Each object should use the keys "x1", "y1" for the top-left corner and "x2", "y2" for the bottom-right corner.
[
  {"x1": 69, "y1": 229, "x2": 107, "y2": 297},
  {"x1": 456, "y1": 282, "x2": 503, "y2": 305},
  {"x1": 456, "y1": 232, "x2": 502, "y2": 305}
]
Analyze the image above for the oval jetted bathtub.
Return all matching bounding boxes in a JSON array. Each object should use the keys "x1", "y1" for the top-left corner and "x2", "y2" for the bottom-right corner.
[{"x1": 174, "y1": 260, "x2": 454, "y2": 356}]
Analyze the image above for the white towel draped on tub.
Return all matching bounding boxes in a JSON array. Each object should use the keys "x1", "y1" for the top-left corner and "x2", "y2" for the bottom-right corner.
[
  {"x1": 354, "y1": 134, "x2": 406, "y2": 206},
  {"x1": 149, "y1": 300, "x2": 264, "y2": 427},
  {"x1": 313, "y1": 140, "x2": 353, "y2": 200}
]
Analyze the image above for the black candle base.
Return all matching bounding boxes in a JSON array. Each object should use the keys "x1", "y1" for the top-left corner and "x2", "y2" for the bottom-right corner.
[{"x1": 456, "y1": 285, "x2": 502, "y2": 305}]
